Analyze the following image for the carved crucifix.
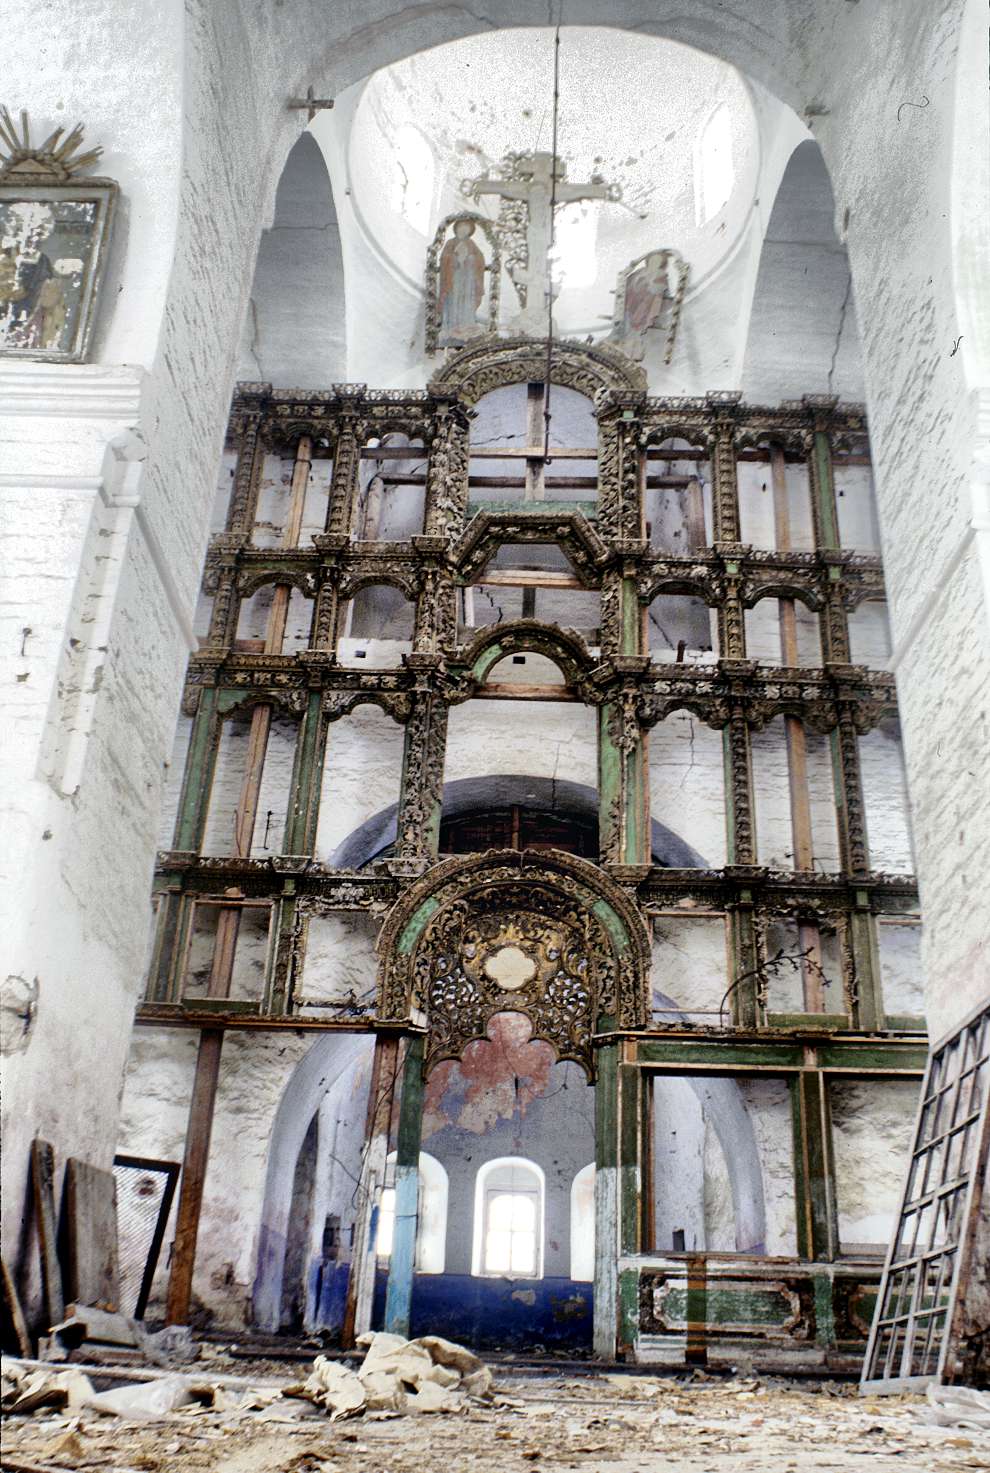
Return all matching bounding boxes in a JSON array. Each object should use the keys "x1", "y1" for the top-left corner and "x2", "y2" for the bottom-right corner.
[{"x1": 461, "y1": 151, "x2": 620, "y2": 337}]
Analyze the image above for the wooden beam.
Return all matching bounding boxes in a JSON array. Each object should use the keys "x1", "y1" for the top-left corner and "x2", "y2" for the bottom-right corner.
[
  {"x1": 473, "y1": 569, "x2": 583, "y2": 589},
  {"x1": 30, "y1": 1140, "x2": 64, "y2": 1328},
  {"x1": 164, "y1": 1028, "x2": 223, "y2": 1324},
  {"x1": 477, "y1": 682, "x2": 577, "y2": 701},
  {"x1": 772, "y1": 445, "x2": 825, "y2": 1012}
]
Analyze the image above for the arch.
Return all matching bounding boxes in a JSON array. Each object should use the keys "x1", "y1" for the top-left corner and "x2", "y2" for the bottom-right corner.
[
  {"x1": 377, "y1": 848, "x2": 652, "y2": 1073},
  {"x1": 741, "y1": 580, "x2": 823, "y2": 613},
  {"x1": 650, "y1": 986, "x2": 767, "y2": 1251},
  {"x1": 378, "y1": 1149, "x2": 448, "y2": 1273},
  {"x1": 741, "y1": 140, "x2": 864, "y2": 404},
  {"x1": 235, "y1": 131, "x2": 347, "y2": 385},
  {"x1": 427, "y1": 335, "x2": 647, "y2": 406},
  {"x1": 472, "y1": 1156, "x2": 546, "y2": 1279},
  {"x1": 328, "y1": 774, "x2": 708, "y2": 870},
  {"x1": 253, "y1": 1032, "x2": 375, "y2": 1331},
  {"x1": 453, "y1": 510, "x2": 608, "y2": 588},
  {"x1": 458, "y1": 619, "x2": 596, "y2": 692},
  {"x1": 570, "y1": 1163, "x2": 596, "y2": 1282}
]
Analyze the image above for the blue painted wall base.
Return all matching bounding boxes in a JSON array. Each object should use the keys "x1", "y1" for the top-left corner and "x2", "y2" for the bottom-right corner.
[{"x1": 371, "y1": 1270, "x2": 593, "y2": 1350}]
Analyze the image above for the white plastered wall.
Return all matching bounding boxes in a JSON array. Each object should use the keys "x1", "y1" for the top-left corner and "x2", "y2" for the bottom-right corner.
[{"x1": 4, "y1": 0, "x2": 987, "y2": 1307}]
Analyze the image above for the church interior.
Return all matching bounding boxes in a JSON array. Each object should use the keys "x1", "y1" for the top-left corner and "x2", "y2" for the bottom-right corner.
[{"x1": 2, "y1": 3, "x2": 989, "y2": 1467}]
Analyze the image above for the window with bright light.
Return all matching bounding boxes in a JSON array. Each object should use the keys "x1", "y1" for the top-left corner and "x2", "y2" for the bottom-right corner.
[
  {"x1": 472, "y1": 1158, "x2": 545, "y2": 1279},
  {"x1": 551, "y1": 202, "x2": 600, "y2": 290},
  {"x1": 570, "y1": 1162, "x2": 596, "y2": 1282},
  {"x1": 696, "y1": 104, "x2": 734, "y2": 225},
  {"x1": 375, "y1": 1151, "x2": 447, "y2": 1273},
  {"x1": 391, "y1": 123, "x2": 436, "y2": 235}
]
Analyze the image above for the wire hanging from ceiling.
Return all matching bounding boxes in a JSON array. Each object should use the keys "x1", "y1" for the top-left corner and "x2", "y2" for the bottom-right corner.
[{"x1": 542, "y1": 22, "x2": 562, "y2": 463}]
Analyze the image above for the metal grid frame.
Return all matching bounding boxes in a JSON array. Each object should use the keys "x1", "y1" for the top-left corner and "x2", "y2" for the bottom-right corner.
[
  {"x1": 861, "y1": 1000, "x2": 990, "y2": 1391},
  {"x1": 113, "y1": 1154, "x2": 180, "y2": 1320}
]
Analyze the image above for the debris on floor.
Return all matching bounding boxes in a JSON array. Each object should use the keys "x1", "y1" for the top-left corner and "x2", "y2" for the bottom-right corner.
[
  {"x1": 285, "y1": 1332, "x2": 494, "y2": 1418},
  {"x1": 3, "y1": 1353, "x2": 989, "y2": 1472}
]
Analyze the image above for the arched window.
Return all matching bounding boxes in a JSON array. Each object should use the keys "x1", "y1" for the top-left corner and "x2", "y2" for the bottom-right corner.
[
  {"x1": 570, "y1": 1163, "x2": 596, "y2": 1283},
  {"x1": 392, "y1": 124, "x2": 435, "y2": 235},
  {"x1": 696, "y1": 104, "x2": 734, "y2": 225},
  {"x1": 376, "y1": 1151, "x2": 448, "y2": 1274},
  {"x1": 472, "y1": 1157, "x2": 545, "y2": 1279}
]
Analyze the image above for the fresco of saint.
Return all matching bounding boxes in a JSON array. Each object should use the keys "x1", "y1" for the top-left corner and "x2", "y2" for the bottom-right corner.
[{"x1": 437, "y1": 220, "x2": 486, "y2": 346}]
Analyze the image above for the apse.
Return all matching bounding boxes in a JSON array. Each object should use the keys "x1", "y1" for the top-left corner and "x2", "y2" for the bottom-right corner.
[{"x1": 235, "y1": 131, "x2": 346, "y2": 384}]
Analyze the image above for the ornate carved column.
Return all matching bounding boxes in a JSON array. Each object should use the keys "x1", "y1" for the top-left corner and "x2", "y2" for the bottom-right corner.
[
  {"x1": 391, "y1": 655, "x2": 449, "y2": 873},
  {"x1": 412, "y1": 541, "x2": 457, "y2": 654},
  {"x1": 225, "y1": 406, "x2": 266, "y2": 537},
  {"x1": 832, "y1": 701, "x2": 870, "y2": 877},
  {"x1": 707, "y1": 394, "x2": 743, "y2": 545},
  {"x1": 721, "y1": 678, "x2": 756, "y2": 868},
  {"x1": 721, "y1": 669, "x2": 760, "y2": 1024},
  {"x1": 821, "y1": 558, "x2": 852, "y2": 664},
  {"x1": 203, "y1": 542, "x2": 241, "y2": 650},
  {"x1": 325, "y1": 402, "x2": 364, "y2": 538},
  {"x1": 424, "y1": 399, "x2": 470, "y2": 539},
  {"x1": 716, "y1": 560, "x2": 747, "y2": 660}
]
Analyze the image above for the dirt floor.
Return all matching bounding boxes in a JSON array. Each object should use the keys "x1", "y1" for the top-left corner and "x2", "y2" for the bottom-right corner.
[{"x1": 3, "y1": 1353, "x2": 990, "y2": 1473}]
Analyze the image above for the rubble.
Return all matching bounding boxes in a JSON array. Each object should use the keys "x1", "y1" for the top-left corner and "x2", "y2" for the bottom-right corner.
[{"x1": 3, "y1": 1353, "x2": 989, "y2": 1471}]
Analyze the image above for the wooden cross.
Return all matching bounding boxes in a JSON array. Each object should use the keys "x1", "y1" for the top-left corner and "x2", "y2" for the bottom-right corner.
[
  {"x1": 287, "y1": 86, "x2": 334, "y2": 122},
  {"x1": 463, "y1": 151, "x2": 619, "y2": 335}
]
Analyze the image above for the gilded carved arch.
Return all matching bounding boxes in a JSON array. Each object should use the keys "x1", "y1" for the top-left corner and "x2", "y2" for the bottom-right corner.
[
  {"x1": 427, "y1": 335, "x2": 647, "y2": 406},
  {"x1": 376, "y1": 849, "x2": 651, "y2": 1076},
  {"x1": 449, "y1": 618, "x2": 596, "y2": 698},
  {"x1": 236, "y1": 567, "x2": 318, "y2": 600},
  {"x1": 336, "y1": 570, "x2": 421, "y2": 603},
  {"x1": 451, "y1": 507, "x2": 608, "y2": 585}
]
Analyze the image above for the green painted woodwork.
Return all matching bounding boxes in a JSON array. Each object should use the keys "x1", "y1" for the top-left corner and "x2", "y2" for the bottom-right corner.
[
  {"x1": 635, "y1": 1039, "x2": 806, "y2": 1069},
  {"x1": 767, "y1": 1012, "x2": 851, "y2": 1031},
  {"x1": 659, "y1": 1283, "x2": 799, "y2": 1329},
  {"x1": 813, "y1": 1271, "x2": 837, "y2": 1347},
  {"x1": 591, "y1": 897, "x2": 631, "y2": 952},
  {"x1": 384, "y1": 1036, "x2": 426, "y2": 1337},
  {"x1": 812, "y1": 431, "x2": 841, "y2": 551},
  {"x1": 396, "y1": 897, "x2": 441, "y2": 955},
  {"x1": 619, "y1": 1064, "x2": 641, "y2": 1256},
  {"x1": 173, "y1": 690, "x2": 220, "y2": 853},
  {"x1": 595, "y1": 1043, "x2": 618, "y2": 1171},
  {"x1": 618, "y1": 1268, "x2": 639, "y2": 1350},
  {"x1": 283, "y1": 692, "x2": 326, "y2": 856},
  {"x1": 791, "y1": 1071, "x2": 839, "y2": 1262},
  {"x1": 466, "y1": 500, "x2": 597, "y2": 520}
]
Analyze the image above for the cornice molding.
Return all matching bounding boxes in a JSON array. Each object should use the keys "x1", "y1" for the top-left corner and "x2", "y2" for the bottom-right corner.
[{"x1": 0, "y1": 361, "x2": 145, "y2": 420}]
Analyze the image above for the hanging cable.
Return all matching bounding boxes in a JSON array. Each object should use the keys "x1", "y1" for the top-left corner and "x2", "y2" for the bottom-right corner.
[{"x1": 543, "y1": 22, "x2": 561, "y2": 463}]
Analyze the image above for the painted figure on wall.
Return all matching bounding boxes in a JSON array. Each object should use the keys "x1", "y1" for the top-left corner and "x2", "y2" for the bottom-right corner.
[
  {"x1": 0, "y1": 112, "x2": 117, "y2": 362},
  {"x1": 608, "y1": 248, "x2": 689, "y2": 364},
  {"x1": 438, "y1": 220, "x2": 486, "y2": 347},
  {"x1": 426, "y1": 211, "x2": 501, "y2": 354}
]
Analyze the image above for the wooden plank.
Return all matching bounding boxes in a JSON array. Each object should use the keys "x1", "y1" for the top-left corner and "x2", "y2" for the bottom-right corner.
[
  {"x1": 64, "y1": 1159, "x2": 120, "y2": 1312},
  {"x1": 473, "y1": 568, "x2": 583, "y2": 589},
  {"x1": 476, "y1": 682, "x2": 579, "y2": 702},
  {"x1": 165, "y1": 1028, "x2": 224, "y2": 1324},
  {"x1": 30, "y1": 1139, "x2": 64, "y2": 1328},
  {"x1": 1, "y1": 1255, "x2": 31, "y2": 1356}
]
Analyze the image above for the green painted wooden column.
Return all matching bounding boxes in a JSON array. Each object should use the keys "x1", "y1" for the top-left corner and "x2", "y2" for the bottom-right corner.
[
  {"x1": 173, "y1": 689, "x2": 221, "y2": 854},
  {"x1": 617, "y1": 1055, "x2": 643, "y2": 1354},
  {"x1": 383, "y1": 1034, "x2": 425, "y2": 1337},
  {"x1": 593, "y1": 1038, "x2": 619, "y2": 1360},
  {"x1": 284, "y1": 691, "x2": 327, "y2": 856},
  {"x1": 790, "y1": 1069, "x2": 839, "y2": 1263}
]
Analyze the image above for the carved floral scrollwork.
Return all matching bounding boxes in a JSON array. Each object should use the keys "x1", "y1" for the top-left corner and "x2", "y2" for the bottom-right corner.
[{"x1": 376, "y1": 851, "x2": 651, "y2": 1071}]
